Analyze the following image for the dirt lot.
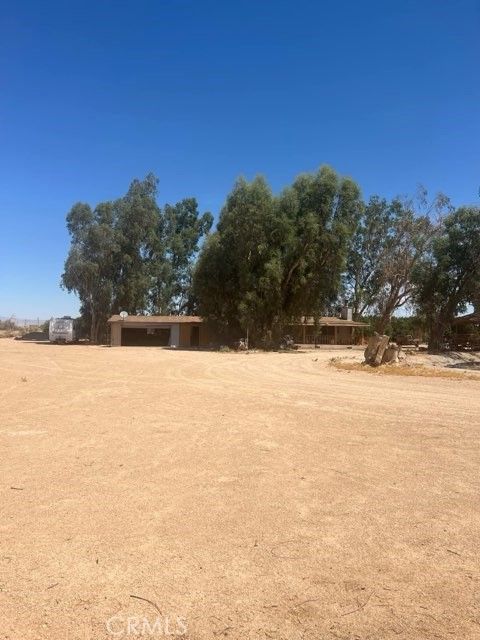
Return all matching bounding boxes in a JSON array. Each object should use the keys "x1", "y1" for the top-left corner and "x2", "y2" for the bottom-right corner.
[{"x1": 1, "y1": 340, "x2": 479, "y2": 639}]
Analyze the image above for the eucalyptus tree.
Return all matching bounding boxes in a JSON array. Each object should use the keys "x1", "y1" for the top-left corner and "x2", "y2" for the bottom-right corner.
[
  {"x1": 112, "y1": 174, "x2": 161, "y2": 314},
  {"x1": 62, "y1": 201, "x2": 118, "y2": 343},
  {"x1": 414, "y1": 206, "x2": 480, "y2": 351},
  {"x1": 194, "y1": 175, "x2": 281, "y2": 342},
  {"x1": 276, "y1": 166, "x2": 361, "y2": 324},
  {"x1": 194, "y1": 166, "x2": 362, "y2": 344},
  {"x1": 345, "y1": 189, "x2": 452, "y2": 333},
  {"x1": 151, "y1": 198, "x2": 213, "y2": 314}
]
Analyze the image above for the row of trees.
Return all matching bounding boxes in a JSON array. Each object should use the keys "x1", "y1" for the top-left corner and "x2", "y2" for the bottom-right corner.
[
  {"x1": 414, "y1": 207, "x2": 480, "y2": 350},
  {"x1": 62, "y1": 168, "x2": 480, "y2": 350},
  {"x1": 62, "y1": 174, "x2": 212, "y2": 342}
]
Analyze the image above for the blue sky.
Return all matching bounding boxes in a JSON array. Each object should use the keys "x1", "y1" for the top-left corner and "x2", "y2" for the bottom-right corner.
[{"x1": 1, "y1": 0, "x2": 479, "y2": 319}]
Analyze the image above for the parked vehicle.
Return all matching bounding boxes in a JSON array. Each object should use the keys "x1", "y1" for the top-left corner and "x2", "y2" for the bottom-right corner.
[{"x1": 49, "y1": 317, "x2": 76, "y2": 343}]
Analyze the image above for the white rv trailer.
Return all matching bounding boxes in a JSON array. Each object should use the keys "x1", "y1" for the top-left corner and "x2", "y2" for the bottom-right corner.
[{"x1": 49, "y1": 317, "x2": 76, "y2": 343}]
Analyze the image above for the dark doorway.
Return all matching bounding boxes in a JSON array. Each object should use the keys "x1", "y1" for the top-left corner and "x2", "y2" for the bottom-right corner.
[
  {"x1": 190, "y1": 325, "x2": 200, "y2": 347},
  {"x1": 121, "y1": 327, "x2": 171, "y2": 346}
]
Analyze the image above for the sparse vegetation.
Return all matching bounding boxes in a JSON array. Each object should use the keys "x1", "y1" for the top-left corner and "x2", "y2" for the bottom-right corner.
[
  {"x1": 0, "y1": 318, "x2": 16, "y2": 331},
  {"x1": 0, "y1": 319, "x2": 47, "y2": 339},
  {"x1": 329, "y1": 356, "x2": 480, "y2": 380}
]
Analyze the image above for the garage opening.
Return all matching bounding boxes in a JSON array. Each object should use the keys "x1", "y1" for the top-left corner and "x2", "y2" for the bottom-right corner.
[{"x1": 121, "y1": 327, "x2": 171, "y2": 346}]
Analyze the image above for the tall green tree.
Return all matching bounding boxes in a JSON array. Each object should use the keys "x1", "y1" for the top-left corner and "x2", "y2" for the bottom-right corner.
[
  {"x1": 151, "y1": 199, "x2": 213, "y2": 314},
  {"x1": 112, "y1": 174, "x2": 161, "y2": 314},
  {"x1": 62, "y1": 174, "x2": 212, "y2": 341},
  {"x1": 194, "y1": 166, "x2": 361, "y2": 344},
  {"x1": 277, "y1": 166, "x2": 361, "y2": 323},
  {"x1": 62, "y1": 202, "x2": 118, "y2": 343},
  {"x1": 194, "y1": 176, "x2": 281, "y2": 341},
  {"x1": 345, "y1": 189, "x2": 450, "y2": 333},
  {"x1": 344, "y1": 196, "x2": 390, "y2": 318},
  {"x1": 414, "y1": 206, "x2": 480, "y2": 351}
]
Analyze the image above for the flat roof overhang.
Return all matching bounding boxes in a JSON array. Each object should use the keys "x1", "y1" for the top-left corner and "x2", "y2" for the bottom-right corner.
[
  {"x1": 292, "y1": 319, "x2": 369, "y2": 328},
  {"x1": 108, "y1": 315, "x2": 203, "y2": 326},
  {"x1": 452, "y1": 313, "x2": 480, "y2": 326}
]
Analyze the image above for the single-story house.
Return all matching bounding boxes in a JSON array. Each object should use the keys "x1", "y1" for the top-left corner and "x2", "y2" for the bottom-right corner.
[
  {"x1": 108, "y1": 315, "x2": 215, "y2": 347},
  {"x1": 108, "y1": 311, "x2": 369, "y2": 347},
  {"x1": 450, "y1": 312, "x2": 480, "y2": 350},
  {"x1": 286, "y1": 316, "x2": 369, "y2": 346},
  {"x1": 452, "y1": 311, "x2": 480, "y2": 327}
]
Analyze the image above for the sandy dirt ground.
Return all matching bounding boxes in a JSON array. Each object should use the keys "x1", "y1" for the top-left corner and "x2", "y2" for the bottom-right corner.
[{"x1": 1, "y1": 339, "x2": 479, "y2": 640}]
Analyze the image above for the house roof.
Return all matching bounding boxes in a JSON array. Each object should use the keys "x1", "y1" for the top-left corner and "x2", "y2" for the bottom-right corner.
[
  {"x1": 295, "y1": 316, "x2": 369, "y2": 328},
  {"x1": 452, "y1": 312, "x2": 480, "y2": 325},
  {"x1": 108, "y1": 314, "x2": 369, "y2": 328},
  {"x1": 108, "y1": 315, "x2": 202, "y2": 324}
]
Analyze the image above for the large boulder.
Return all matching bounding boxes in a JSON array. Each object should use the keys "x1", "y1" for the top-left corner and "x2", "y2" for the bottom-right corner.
[
  {"x1": 381, "y1": 342, "x2": 402, "y2": 364},
  {"x1": 364, "y1": 333, "x2": 390, "y2": 366}
]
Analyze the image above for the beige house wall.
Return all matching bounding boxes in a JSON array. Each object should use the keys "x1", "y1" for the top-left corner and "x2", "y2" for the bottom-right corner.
[
  {"x1": 181, "y1": 322, "x2": 216, "y2": 347},
  {"x1": 179, "y1": 323, "x2": 192, "y2": 347},
  {"x1": 170, "y1": 323, "x2": 180, "y2": 347},
  {"x1": 111, "y1": 323, "x2": 122, "y2": 346}
]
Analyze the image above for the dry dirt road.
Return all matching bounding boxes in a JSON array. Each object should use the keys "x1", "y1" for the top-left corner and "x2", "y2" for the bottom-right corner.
[{"x1": 1, "y1": 340, "x2": 479, "y2": 640}]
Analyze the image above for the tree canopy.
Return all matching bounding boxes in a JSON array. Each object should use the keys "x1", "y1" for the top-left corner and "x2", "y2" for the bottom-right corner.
[
  {"x1": 344, "y1": 189, "x2": 452, "y2": 333},
  {"x1": 413, "y1": 206, "x2": 480, "y2": 351},
  {"x1": 193, "y1": 166, "x2": 361, "y2": 345},
  {"x1": 62, "y1": 168, "x2": 474, "y2": 351},
  {"x1": 62, "y1": 174, "x2": 212, "y2": 342}
]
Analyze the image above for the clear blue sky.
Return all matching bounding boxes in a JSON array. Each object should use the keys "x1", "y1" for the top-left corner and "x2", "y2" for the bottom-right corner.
[{"x1": 1, "y1": 0, "x2": 479, "y2": 319}]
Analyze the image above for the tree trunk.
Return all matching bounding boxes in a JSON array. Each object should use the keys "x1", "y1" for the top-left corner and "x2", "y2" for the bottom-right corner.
[
  {"x1": 90, "y1": 309, "x2": 98, "y2": 344},
  {"x1": 94, "y1": 319, "x2": 104, "y2": 345},
  {"x1": 428, "y1": 318, "x2": 449, "y2": 353},
  {"x1": 375, "y1": 312, "x2": 390, "y2": 335}
]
